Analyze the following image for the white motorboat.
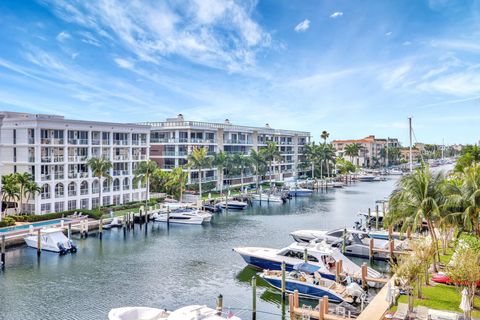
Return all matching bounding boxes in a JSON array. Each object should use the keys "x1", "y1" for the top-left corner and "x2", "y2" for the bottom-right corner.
[
  {"x1": 216, "y1": 200, "x2": 249, "y2": 210},
  {"x1": 168, "y1": 305, "x2": 241, "y2": 320},
  {"x1": 152, "y1": 208, "x2": 212, "y2": 225},
  {"x1": 288, "y1": 187, "x2": 313, "y2": 197},
  {"x1": 103, "y1": 217, "x2": 123, "y2": 229},
  {"x1": 108, "y1": 307, "x2": 170, "y2": 320},
  {"x1": 357, "y1": 175, "x2": 375, "y2": 182},
  {"x1": 289, "y1": 228, "x2": 402, "y2": 260},
  {"x1": 24, "y1": 228, "x2": 77, "y2": 254},
  {"x1": 233, "y1": 241, "x2": 383, "y2": 284},
  {"x1": 326, "y1": 182, "x2": 344, "y2": 188},
  {"x1": 387, "y1": 169, "x2": 403, "y2": 175},
  {"x1": 251, "y1": 193, "x2": 284, "y2": 203}
]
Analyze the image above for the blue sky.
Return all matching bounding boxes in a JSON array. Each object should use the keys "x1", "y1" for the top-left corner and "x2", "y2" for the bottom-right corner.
[{"x1": 0, "y1": 0, "x2": 479, "y2": 145}]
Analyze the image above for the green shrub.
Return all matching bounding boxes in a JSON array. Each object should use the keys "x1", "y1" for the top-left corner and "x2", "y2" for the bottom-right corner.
[{"x1": 0, "y1": 217, "x2": 16, "y2": 228}]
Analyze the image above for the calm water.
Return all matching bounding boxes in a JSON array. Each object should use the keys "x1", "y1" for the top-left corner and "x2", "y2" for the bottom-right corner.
[{"x1": 0, "y1": 178, "x2": 398, "y2": 320}]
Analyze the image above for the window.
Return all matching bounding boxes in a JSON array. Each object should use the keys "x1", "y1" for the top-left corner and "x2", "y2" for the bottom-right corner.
[
  {"x1": 103, "y1": 179, "x2": 110, "y2": 192},
  {"x1": 80, "y1": 181, "x2": 88, "y2": 195},
  {"x1": 54, "y1": 202, "x2": 64, "y2": 212},
  {"x1": 113, "y1": 178, "x2": 120, "y2": 191},
  {"x1": 13, "y1": 129, "x2": 16, "y2": 144},
  {"x1": 68, "y1": 182, "x2": 76, "y2": 197},
  {"x1": 55, "y1": 183, "x2": 64, "y2": 198},
  {"x1": 123, "y1": 178, "x2": 130, "y2": 190},
  {"x1": 92, "y1": 197, "x2": 99, "y2": 209},
  {"x1": 41, "y1": 203, "x2": 51, "y2": 213},
  {"x1": 92, "y1": 180, "x2": 100, "y2": 193},
  {"x1": 123, "y1": 194, "x2": 130, "y2": 203},
  {"x1": 28, "y1": 129, "x2": 35, "y2": 144},
  {"x1": 80, "y1": 199, "x2": 89, "y2": 209},
  {"x1": 41, "y1": 184, "x2": 51, "y2": 199},
  {"x1": 112, "y1": 195, "x2": 120, "y2": 205},
  {"x1": 102, "y1": 196, "x2": 110, "y2": 206},
  {"x1": 68, "y1": 200, "x2": 77, "y2": 211}
]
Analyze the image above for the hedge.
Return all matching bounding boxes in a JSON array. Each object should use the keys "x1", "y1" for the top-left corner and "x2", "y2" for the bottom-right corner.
[{"x1": 0, "y1": 217, "x2": 16, "y2": 228}]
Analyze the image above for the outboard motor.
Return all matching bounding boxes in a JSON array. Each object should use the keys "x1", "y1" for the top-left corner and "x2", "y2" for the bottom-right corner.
[
  {"x1": 69, "y1": 240, "x2": 77, "y2": 253},
  {"x1": 57, "y1": 242, "x2": 68, "y2": 255},
  {"x1": 345, "y1": 282, "x2": 366, "y2": 303}
]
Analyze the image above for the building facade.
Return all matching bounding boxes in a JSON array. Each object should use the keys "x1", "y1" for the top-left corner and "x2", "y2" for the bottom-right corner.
[
  {"x1": 141, "y1": 114, "x2": 310, "y2": 188},
  {"x1": 332, "y1": 135, "x2": 400, "y2": 167},
  {"x1": 0, "y1": 112, "x2": 150, "y2": 214}
]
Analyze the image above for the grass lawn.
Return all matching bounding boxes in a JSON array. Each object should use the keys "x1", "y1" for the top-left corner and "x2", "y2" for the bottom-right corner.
[{"x1": 397, "y1": 284, "x2": 480, "y2": 317}]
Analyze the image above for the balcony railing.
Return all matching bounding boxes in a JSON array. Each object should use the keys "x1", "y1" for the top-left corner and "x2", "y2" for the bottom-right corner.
[
  {"x1": 224, "y1": 139, "x2": 252, "y2": 145},
  {"x1": 68, "y1": 172, "x2": 89, "y2": 179},
  {"x1": 163, "y1": 151, "x2": 188, "y2": 157},
  {"x1": 28, "y1": 156, "x2": 35, "y2": 163},
  {"x1": 68, "y1": 139, "x2": 88, "y2": 145},
  {"x1": 190, "y1": 176, "x2": 217, "y2": 184},
  {"x1": 132, "y1": 154, "x2": 148, "y2": 160},
  {"x1": 113, "y1": 140, "x2": 129, "y2": 146},
  {"x1": 113, "y1": 155, "x2": 129, "y2": 161},
  {"x1": 161, "y1": 165, "x2": 175, "y2": 169},
  {"x1": 41, "y1": 174, "x2": 51, "y2": 181},
  {"x1": 113, "y1": 170, "x2": 129, "y2": 176},
  {"x1": 68, "y1": 155, "x2": 88, "y2": 162},
  {"x1": 54, "y1": 173, "x2": 64, "y2": 180},
  {"x1": 41, "y1": 156, "x2": 52, "y2": 163},
  {"x1": 53, "y1": 156, "x2": 64, "y2": 162},
  {"x1": 28, "y1": 137, "x2": 35, "y2": 144},
  {"x1": 55, "y1": 192, "x2": 64, "y2": 198},
  {"x1": 92, "y1": 139, "x2": 101, "y2": 145},
  {"x1": 68, "y1": 191, "x2": 76, "y2": 197},
  {"x1": 41, "y1": 193, "x2": 50, "y2": 200},
  {"x1": 80, "y1": 189, "x2": 89, "y2": 195},
  {"x1": 102, "y1": 139, "x2": 110, "y2": 145}
]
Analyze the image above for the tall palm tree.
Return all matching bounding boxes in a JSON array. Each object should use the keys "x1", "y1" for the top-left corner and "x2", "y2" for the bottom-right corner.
[
  {"x1": 87, "y1": 157, "x2": 112, "y2": 211},
  {"x1": 303, "y1": 142, "x2": 320, "y2": 179},
  {"x1": 250, "y1": 149, "x2": 267, "y2": 191},
  {"x1": 187, "y1": 146, "x2": 212, "y2": 198},
  {"x1": 165, "y1": 167, "x2": 188, "y2": 201},
  {"x1": 318, "y1": 143, "x2": 336, "y2": 178},
  {"x1": 261, "y1": 142, "x2": 282, "y2": 186},
  {"x1": 233, "y1": 153, "x2": 252, "y2": 191},
  {"x1": 16, "y1": 172, "x2": 32, "y2": 214},
  {"x1": 213, "y1": 151, "x2": 229, "y2": 194},
  {"x1": 23, "y1": 180, "x2": 41, "y2": 214},
  {"x1": 387, "y1": 165, "x2": 445, "y2": 272},
  {"x1": 344, "y1": 143, "x2": 360, "y2": 165},
  {"x1": 321, "y1": 130, "x2": 330, "y2": 144},
  {"x1": 1, "y1": 174, "x2": 20, "y2": 217},
  {"x1": 134, "y1": 160, "x2": 159, "y2": 208}
]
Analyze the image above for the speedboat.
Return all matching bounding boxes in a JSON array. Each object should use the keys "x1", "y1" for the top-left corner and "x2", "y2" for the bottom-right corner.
[
  {"x1": 108, "y1": 307, "x2": 170, "y2": 320},
  {"x1": 251, "y1": 193, "x2": 284, "y2": 203},
  {"x1": 24, "y1": 228, "x2": 77, "y2": 254},
  {"x1": 233, "y1": 241, "x2": 383, "y2": 283},
  {"x1": 326, "y1": 182, "x2": 344, "y2": 188},
  {"x1": 357, "y1": 175, "x2": 375, "y2": 182},
  {"x1": 387, "y1": 169, "x2": 403, "y2": 175},
  {"x1": 152, "y1": 208, "x2": 212, "y2": 225},
  {"x1": 289, "y1": 228, "x2": 400, "y2": 260},
  {"x1": 288, "y1": 187, "x2": 313, "y2": 197},
  {"x1": 260, "y1": 263, "x2": 365, "y2": 303},
  {"x1": 216, "y1": 200, "x2": 248, "y2": 210},
  {"x1": 103, "y1": 217, "x2": 123, "y2": 229},
  {"x1": 169, "y1": 305, "x2": 241, "y2": 320}
]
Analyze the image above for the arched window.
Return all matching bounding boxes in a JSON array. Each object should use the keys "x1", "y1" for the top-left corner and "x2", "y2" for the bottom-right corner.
[
  {"x1": 41, "y1": 184, "x2": 51, "y2": 199},
  {"x1": 92, "y1": 180, "x2": 100, "y2": 194},
  {"x1": 80, "y1": 181, "x2": 88, "y2": 195},
  {"x1": 68, "y1": 182, "x2": 76, "y2": 197},
  {"x1": 55, "y1": 183, "x2": 64, "y2": 198},
  {"x1": 103, "y1": 179, "x2": 110, "y2": 192},
  {"x1": 113, "y1": 178, "x2": 120, "y2": 191},
  {"x1": 123, "y1": 177, "x2": 130, "y2": 190}
]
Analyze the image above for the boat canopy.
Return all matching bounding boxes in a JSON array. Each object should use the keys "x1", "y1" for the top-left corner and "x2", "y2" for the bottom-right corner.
[{"x1": 293, "y1": 263, "x2": 320, "y2": 274}]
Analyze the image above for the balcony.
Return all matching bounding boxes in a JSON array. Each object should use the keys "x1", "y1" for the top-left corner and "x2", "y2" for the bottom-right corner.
[
  {"x1": 80, "y1": 189, "x2": 88, "y2": 196},
  {"x1": 161, "y1": 164, "x2": 176, "y2": 169},
  {"x1": 41, "y1": 138, "x2": 64, "y2": 145},
  {"x1": 281, "y1": 150, "x2": 295, "y2": 154},
  {"x1": 28, "y1": 137, "x2": 35, "y2": 144},
  {"x1": 41, "y1": 193, "x2": 50, "y2": 200},
  {"x1": 41, "y1": 156, "x2": 52, "y2": 163},
  {"x1": 279, "y1": 141, "x2": 294, "y2": 145},
  {"x1": 190, "y1": 176, "x2": 217, "y2": 184},
  {"x1": 55, "y1": 192, "x2": 64, "y2": 198},
  {"x1": 68, "y1": 172, "x2": 89, "y2": 179},
  {"x1": 92, "y1": 139, "x2": 101, "y2": 145},
  {"x1": 68, "y1": 155, "x2": 88, "y2": 162},
  {"x1": 41, "y1": 174, "x2": 51, "y2": 181},
  {"x1": 224, "y1": 139, "x2": 252, "y2": 145},
  {"x1": 68, "y1": 190, "x2": 76, "y2": 197},
  {"x1": 28, "y1": 156, "x2": 35, "y2": 163},
  {"x1": 132, "y1": 154, "x2": 147, "y2": 160},
  {"x1": 113, "y1": 170, "x2": 129, "y2": 176},
  {"x1": 113, "y1": 140, "x2": 129, "y2": 146},
  {"x1": 163, "y1": 151, "x2": 187, "y2": 157},
  {"x1": 54, "y1": 173, "x2": 64, "y2": 180},
  {"x1": 53, "y1": 156, "x2": 64, "y2": 162},
  {"x1": 102, "y1": 139, "x2": 110, "y2": 145}
]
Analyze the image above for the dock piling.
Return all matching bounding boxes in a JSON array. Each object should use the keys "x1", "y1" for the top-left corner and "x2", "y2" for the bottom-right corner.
[
  {"x1": 216, "y1": 294, "x2": 223, "y2": 315},
  {"x1": 99, "y1": 218, "x2": 103, "y2": 240},
  {"x1": 281, "y1": 261, "x2": 286, "y2": 298},
  {"x1": 68, "y1": 223, "x2": 71, "y2": 240},
  {"x1": 251, "y1": 276, "x2": 257, "y2": 320},
  {"x1": 303, "y1": 248, "x2": 308, "y2": 263},
  {"x1": 375, "y1": 205, "x2": 379, "y2": 230},
  {"x1": 1, "y1": 234, "x2": 5, "y2": 269},
  {"x1": 361, "y1": 263, "x2": 367, "y2": 289},
  {"x1": 288, "y1": 294, "x2": 294, "y2": 320},
  {"x1": 369, "y1": 238, "x2": 374, "y2": 262},
  {"x1": 367, "y1": 208, "x2": 371, "y2": 229},
  {"x1": 37, "y1": 229, "x2": 41, "y2": 256},
  {"x1": 84, "y1": 218, "x2": 89, "y2": 238}
]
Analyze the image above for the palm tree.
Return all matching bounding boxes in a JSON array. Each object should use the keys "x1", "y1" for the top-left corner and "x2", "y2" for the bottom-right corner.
[
  {"x1": 233, "y1": 153, "x2": 252, "y2": 191},
  {"x1": 250, "y1": 149, "x2": 267, "y2": 191},
  {"x1": 213, "y1": 151, "x2": 229, "y2": 194},
  {"x1": 318, "y1": 143, "x2": 336, "y2": 178},
  {"x1": 261, "y1": 142, "x2": 282, "y2": 186},
  {"x1": 165, "y1": 167, "x2": 188, "y2": 201},
  {"x1": 303, "y1": 142, "x2": 320, "y2": 179},
  {"x1": 16, "y1": 172, "x2": 32, "y2": 214},
  {"x1": 134, "y1": 160, "x2": 159, "y2": 209},
  {"x1": 387, "y1": 165, "x2": 445, "y2": 272},
  {"x1": 344, "y1": 143, "x2": 360, "y2": 165},
  {"x1": 187, "y1": 146, "x2": 212, "y2": 198},
  {"x1": 24, "y1": 180, "x2": 41, "y2": 214},
  {"x1": 444, "y1": 164, "x2": 480, "y2": 237},
  {"x1": 320, "y1": 131, "x2": 330, "y2": 144},
  {"x1": 87, "y1": 157, "x2": 112, "y2": 212},
  {"x1": 1, "y1": 174, "x2": 20, "y2": 217}
]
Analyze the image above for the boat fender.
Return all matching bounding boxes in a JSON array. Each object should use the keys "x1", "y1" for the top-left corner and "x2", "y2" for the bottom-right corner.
[
  {"x1": 69, "y1": 241, "x2": 77, "y2": 253},
  {"x1": 57, "y1": 242, "x2": 67, "y2": 255}
]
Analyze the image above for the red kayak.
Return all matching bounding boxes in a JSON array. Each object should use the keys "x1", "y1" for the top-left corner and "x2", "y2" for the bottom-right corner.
[{"x1": 431, "y1": 273, "x2": 480, "y2": 286}]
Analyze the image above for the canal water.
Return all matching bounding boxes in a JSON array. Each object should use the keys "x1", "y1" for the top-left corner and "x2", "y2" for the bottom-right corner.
[{"x1": 0, "y1": 178, "x2": 398, "y2": 320}]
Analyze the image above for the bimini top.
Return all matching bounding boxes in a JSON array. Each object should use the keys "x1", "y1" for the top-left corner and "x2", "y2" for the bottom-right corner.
[{"x1": 293, "y1": 263, "x2": 320, "y2": 274}]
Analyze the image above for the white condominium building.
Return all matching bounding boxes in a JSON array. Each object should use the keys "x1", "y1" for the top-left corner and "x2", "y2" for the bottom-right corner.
[
  {"x1": 141, "y1": 114, "x2": 310, "y2": 188},
  {"x1": 0, "y1": 112, "x2": 150, "y2": 214}
]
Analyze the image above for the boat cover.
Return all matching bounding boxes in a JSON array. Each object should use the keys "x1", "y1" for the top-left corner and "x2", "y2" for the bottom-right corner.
[{"x1": 293, "y1": 263, "x2": 320, "y2": 274}]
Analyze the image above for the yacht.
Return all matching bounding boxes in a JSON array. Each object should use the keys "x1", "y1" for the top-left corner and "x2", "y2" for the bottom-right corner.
[
  {"x1": 103, "y1": 217, "x2": 123, "y2": 229},
  {"x1": 216, "y1": 200, "x2": 249, "y2": 210},
  {"x1": 288, "y1": 187, "x2": 313, "y2": 197},
  {"x1": 290, "y1": 228, "x2": 400, "y2": 260},
  {"x1": 24, "y1": 228, "x2": 77, "y2": 254},
  {"x1": 251, "y1": 193, "x2": 284, "y2": 203},
  {"x1": 152, "y1": 208, "x2": 212, "y2": 225},
  {"x1": 357, "y1": 175, "x2": 375, "y2": 182},
  {"x1": 233, "y1": 241, "x2": 383, "y2": 283},
  {"x1": 108, "y1": 305, "x2": 241, "y2": 320},
  {"x1": 260, "y1": 263, "x2": 365, "y2": 303},
  {"x1": 387, "y1": 169, "x2": 403, "y2": 175}
]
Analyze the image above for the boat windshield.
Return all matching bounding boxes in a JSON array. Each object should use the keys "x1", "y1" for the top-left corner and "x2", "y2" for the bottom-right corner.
[{"x1": 280, "y1": 250, "x2": 319, "y2": 262}]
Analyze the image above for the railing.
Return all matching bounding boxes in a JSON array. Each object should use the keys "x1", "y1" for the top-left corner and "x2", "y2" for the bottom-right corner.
[
  {"x1": 113, "y1": 170, "x2": 129, "y2": 176},
  {"x1": 113, "y1": 155, "x2": 129, "y2": 161},
  {"x1": 161, "y1": 165, "x2": 175, "y2": 169},
  {"x1": 113, "y1": 140, "x2": 129, "y2": 146},
  {"x1": 132, "y1": 155, "x2": 147, "y2": 160},
  {"x1": 190, "y1": 176, "x2": 217, "y2": 184},
  {"x1": 113, "y1": 186, "x2": 121, "y2": 191},
  {"x1": 28, "y1": 156, "x2": 35, "y2": 163},
  {"x1": 102, "y1": 139, "x2": 110, "y2": 145},
  {"x1": 224, "y1": 139, "x2": 252, "y2": 144},
  {"x1": 68, "y1": 190, "x2": 76, "y2": 197},
  {"x1": 281, "y1": 150, "x2": 295, "y2": 154},
  {"x1": 41, "y1": 174, "x2": 51, "y2": 181},
  {"x1": 68, "y1": 172, "x2": 89, "y2": 179},
  {"x1": 92, "y1": 188, "x2": 100, "y2": 194},
  {"x1": 55, "y1": 192, "x2": 64, "y2": 198},
  {"x1": 41, "y1": 193, "x2": 50, "y2": 200},
  {"x1": 54, "y1": 173, "x2": 64, "y2": 180},
  {"x1": 28, "y1": 137, "x2": 35, "y2": 144},
  {"x1": 92, "y1": 139, "x2": 101, "y2": 145},
  {"x1": 41, "y1": 156, "x2": 52, "y2": 163},
  {"x1": 68, "y1": 139, "x2": 88, "y2": 145},
  {"x1": 68, "y1": 155, "x2": 88, "y2": 162},
  {"x1": 80, "y1": 189, "x2": 89, "y2": 195},
  {"x1": 53, "y1": 156, "x2": 64, "y2": 162},
  {"x1": 163, "y1": 151, "x2": 187, "y2": 156}
]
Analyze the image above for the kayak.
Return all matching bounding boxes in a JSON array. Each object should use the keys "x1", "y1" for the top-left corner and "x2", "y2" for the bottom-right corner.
[{"x1": 431, "y1": 273, "x2": 480, "y2": 286}]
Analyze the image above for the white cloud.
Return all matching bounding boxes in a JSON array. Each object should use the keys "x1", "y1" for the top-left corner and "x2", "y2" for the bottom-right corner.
[
  {"x1": 330, "y1": 12, "x2": 343, "y2": 18},
  {"x1": 402, "y1": 41, "x2": 412, "y2": 46},
  {"x1": 114, "y1": 58, "x2": 134, "y2": 69},
  {"x1": 294, "y1": 19, "x2": 310, "y2": 32},
  {"x1": 385, "y1": 32, "x2": 392, "y2": 36},
  {"x1": 380, "y1": 64, "x2": 411, "y2": 89},
  {"x1": 417, "y1": 69, "x2": 480, "y2": 96},
  {"x1": 56, "y1": 31, "x2": 71, "y2": 42}
]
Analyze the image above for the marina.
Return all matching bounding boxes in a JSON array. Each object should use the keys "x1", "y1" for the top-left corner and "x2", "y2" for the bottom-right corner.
[{"x1": 0, "y1": 177, "x2": 397, "y2": 319}]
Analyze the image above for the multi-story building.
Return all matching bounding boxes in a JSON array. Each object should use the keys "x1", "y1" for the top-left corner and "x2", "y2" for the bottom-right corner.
[
  {"x1": 142, "y1": 114, "x2": 310, "y2": 189},
  {"x1": 332, "y1": 135, "x2": 400, "y2": 167},
  {"x1": 0, "y1": 112, "x2": 150, "y2": 214}
]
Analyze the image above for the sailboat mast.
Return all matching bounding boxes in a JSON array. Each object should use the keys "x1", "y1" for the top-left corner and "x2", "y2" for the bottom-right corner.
[{"x1": 409, "y1": 117, "x2": 413, "y2": 173}]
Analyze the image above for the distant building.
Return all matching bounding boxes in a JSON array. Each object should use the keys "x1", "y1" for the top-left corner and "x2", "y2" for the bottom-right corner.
[
  {"x1": 332, "y1": 135, "x2": 400, "y2": 167},
  {"x1": 140, "y1": 114, "x2": 311, "y2": 188},
  {"x1": 0, "y1": 111, "x2": 150, "y2": 214},
  {"x1": 400, "y1": 147, "x2": 421, "y2": 162}
]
